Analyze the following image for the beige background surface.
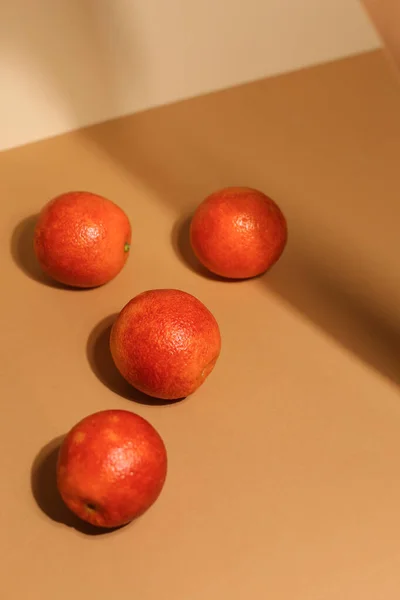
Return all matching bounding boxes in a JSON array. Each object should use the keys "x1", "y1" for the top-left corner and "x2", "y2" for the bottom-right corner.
[
  {"x1": 1, "y1": 0, "x2": 380, "y2": 151},
  {"x1": 1, "y1": 49, "x2": 400, "y2": 599}
]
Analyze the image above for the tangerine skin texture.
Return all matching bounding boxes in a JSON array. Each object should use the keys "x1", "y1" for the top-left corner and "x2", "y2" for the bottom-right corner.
[
  {"x1": 190, "y1": 187, "x2": 287, "y2": 279},
  {"x1": 110, "y1": 289, "x2": 222, "y2": 400},
  {"x1": 56, "y1": 410, "x2": 167, "y2": 528},
  {"x1": 34, "y1": 191, "x2": 132, "y2": 287}
]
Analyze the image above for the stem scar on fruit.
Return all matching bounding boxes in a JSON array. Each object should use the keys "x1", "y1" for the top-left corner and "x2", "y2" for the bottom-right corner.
[{"x1": 124, "y1": 243, "x2": 130, "y2": 252}]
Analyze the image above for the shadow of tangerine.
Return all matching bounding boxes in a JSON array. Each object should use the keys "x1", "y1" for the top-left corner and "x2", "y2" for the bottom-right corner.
[
  {"x1": 10, "y1": 214, "x2": 53, "y2": 285},
  {"x1": 31, "y1": 436, "x2": 125, "y2": 536},
  {"x1": 171, "y1": 213, "x2": 227, "y2": 280},
  {"x1": 10, "y1": 214, "x2": 91, "y2": 290},
  {"x1": 86, "y1": 314, "x2": 186, "y2": 406}
]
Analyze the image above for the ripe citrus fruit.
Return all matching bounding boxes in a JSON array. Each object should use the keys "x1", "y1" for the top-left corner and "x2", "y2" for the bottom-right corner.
[
  {"x1": 57, "y1": 409, "x2": 167, "y2": 528},
  {"x1": 110, "y1": 289, "x2": 221, "y2": 400},
  {"x1": 190, "y1": 186, "x2": 287, "y2": 279},
  {"x1": 34, "y1": 191, "x2": 131, "y2": 287}
]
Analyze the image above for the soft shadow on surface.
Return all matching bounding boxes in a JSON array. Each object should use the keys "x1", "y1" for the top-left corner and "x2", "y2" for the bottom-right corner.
[
  {"x1": 265, "y1": 249, "x2": 400, "y2": 387},
  {"x1": 171, "y1": 213, "x2": 248, "y2": 283},
  {"x1": 31, "y1": 436, "x2": 125, "y2": 536},
  {"x1": 10, "y1": 215, "x2": 58, "y2": 287},
  {"x1": 10, "y1": 215, "x2": 90, "y2": 290},
  {"x1": 361, "y1": 1, "x2": 400, "y2": 79},
  {"x1": 171, "y1": 214, "x2": 218, "y2": 279},
  {"x1": 87, "y1": 314, "x2": 185, "y2": 406}
]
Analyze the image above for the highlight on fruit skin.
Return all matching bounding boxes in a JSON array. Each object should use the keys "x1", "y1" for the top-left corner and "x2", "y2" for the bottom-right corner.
[
  {"x1": 56, "y1": 409, "x2": 168, "y2": 529},
  {"x1": 110, "y1": 288, "x2": 222, "y2": 401},
  {"x1": 33, "y1": 191, "x2": 132, "y2": 288},
  {"x1": 189, "y1": 186, "x2": 288, "y2": 280}
]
